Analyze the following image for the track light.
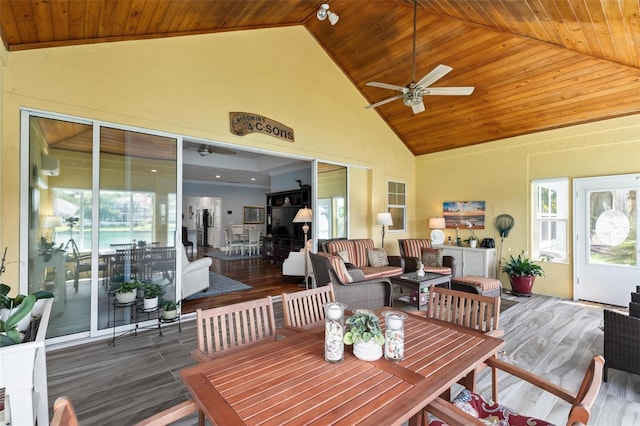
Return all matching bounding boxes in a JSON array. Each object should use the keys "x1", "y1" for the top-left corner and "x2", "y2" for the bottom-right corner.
[{"x1": 317, "y1": 3, "x2": 339, "y2": 25}]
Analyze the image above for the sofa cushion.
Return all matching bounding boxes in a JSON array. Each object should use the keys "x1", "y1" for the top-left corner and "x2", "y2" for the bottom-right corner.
[
  {"x1": 424, "y1": 266, "x2": 452, "y2": 275},
  {"x1": 325, "y1": 239, "x2": 375, "y2": 268},
  {"x1": 367, "y1": 248, "x2": 389, "y2": 267},
  {"x1": 421, "y1": 247, "x2": 443, "y2": 267},
  {"x1": 360, "y1": 265, "x2": 402, "y2": 279},
  {"x1": 316, "y1": 251, "x2": 353, "y2": 283},
  {"x1": 401, "y1": 239, "x2": 431, "y2": 258},
  {"x1": 336, "y1": 249, "x2": 350, "y2": 264}
]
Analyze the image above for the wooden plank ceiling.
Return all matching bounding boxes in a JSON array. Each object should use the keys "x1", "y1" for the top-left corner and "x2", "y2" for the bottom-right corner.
[{"x1": 2, "y1": 0, "x2": 639, "y2": 156}]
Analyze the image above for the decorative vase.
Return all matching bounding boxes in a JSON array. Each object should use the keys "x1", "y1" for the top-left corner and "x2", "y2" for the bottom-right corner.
[
  {"x1": 143, "y1": 296, "x2": 159, "y2": 310},
  {"x1": 509, "y1": 275, "x2": 535, "y2": 296},
  {"x1": 162, "y1": 309, "x2": 177, "y2": 320},
  {"x1": 324, "y1": 302, "x2": 346, "y2": 363},
  {"x1": 115, "y1": 290, "x2": 136, "y2": 304},
  {"x1": 383, "y1": 311, "x2": 407, "y2": 362},
  {"x1": 353, "y1": 339, "x2": 383, "y2": 361}
]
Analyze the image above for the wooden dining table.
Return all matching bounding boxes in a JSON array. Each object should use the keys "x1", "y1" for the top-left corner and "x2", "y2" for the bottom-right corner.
[{"x1": 180, "y1": 310, "x2": 504, "y2": 426}]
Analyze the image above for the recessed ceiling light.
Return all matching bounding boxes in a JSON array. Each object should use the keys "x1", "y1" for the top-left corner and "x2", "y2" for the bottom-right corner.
[
  {"x1": 150, "y1": 169, "x2": 157, "y2": 173},
  {"x1": 251, "y1": 177, "x2": 256, "y2": 181},
  {"x1": 215, "y1": 175, "x2": 221, "y2": 178}
]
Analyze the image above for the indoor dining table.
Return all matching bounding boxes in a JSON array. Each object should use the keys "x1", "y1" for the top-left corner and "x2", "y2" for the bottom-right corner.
[{"x1": 180, "y1": 310, "x2": 504, "y2": 426}]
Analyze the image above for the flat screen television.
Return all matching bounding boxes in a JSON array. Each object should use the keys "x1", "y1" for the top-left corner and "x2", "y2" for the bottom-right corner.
[{"x1": 271, "y1": 206, "x2": 303, "y2": 239}]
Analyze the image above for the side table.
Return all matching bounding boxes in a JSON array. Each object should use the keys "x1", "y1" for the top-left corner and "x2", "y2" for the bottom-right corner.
[{"x1": 390, "y1": 272, "x2": 451, "y2": 309}]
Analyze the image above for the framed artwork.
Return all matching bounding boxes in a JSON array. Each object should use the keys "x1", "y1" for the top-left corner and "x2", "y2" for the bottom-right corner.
[
  {"x1": 443, "y1": 201, "x2": 486, "y2": 229},
  {"x1": 243, "y1": 206, "x2": 265, "y2": 224}
]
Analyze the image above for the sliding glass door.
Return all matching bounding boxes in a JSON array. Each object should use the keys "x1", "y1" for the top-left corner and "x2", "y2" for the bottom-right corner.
[{"x1": 23, "y1": 111, "x2": 178, "y2": 343}]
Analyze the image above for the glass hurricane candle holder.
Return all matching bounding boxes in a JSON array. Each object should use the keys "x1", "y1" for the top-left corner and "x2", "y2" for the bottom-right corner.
[
  {"x1": 383, "y1": 311, "x2": 407, "y2": 362},
  {"x1": 324, "y1": 302, "x2": 347, "y2": 363}
]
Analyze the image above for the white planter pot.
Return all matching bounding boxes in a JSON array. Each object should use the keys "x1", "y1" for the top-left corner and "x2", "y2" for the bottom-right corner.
[
  {"x1": 162, "y1": 309, "x2": 177, "y2": 320},
  {"x1": 143, "y1": 297, "x2": 158, "y2": 311},
  {"x1": 353, "y1": 339, "x2": 383, "y2": 361},
  {"x1": 115, "y1": 290, "x2": 136, "y2": 304},
  {"x1": 470, "y1": 239, "x2": 478, "y2": 248}
]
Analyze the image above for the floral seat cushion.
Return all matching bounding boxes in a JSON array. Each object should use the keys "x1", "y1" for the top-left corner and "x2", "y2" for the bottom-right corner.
[{"x1": 429, "y1": 389, "x2": 555, "y2": 426}]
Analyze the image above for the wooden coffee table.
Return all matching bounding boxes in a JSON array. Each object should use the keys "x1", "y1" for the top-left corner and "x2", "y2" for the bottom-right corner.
[{"x1": 391, "y1": 271, "x2": 452, "y2": 309}]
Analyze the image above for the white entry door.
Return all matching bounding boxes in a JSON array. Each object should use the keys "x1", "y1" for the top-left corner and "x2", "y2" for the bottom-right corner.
[{"x1": 574, "y1": 174, "x2": 640, "y2": 306}]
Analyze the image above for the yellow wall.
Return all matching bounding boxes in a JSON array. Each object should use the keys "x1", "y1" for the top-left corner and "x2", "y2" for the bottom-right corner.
[
  {"x1": 0, "y1": 27, "x2": 415, "y2": 288},
  {"x1": 416, "y1": 114, "x2": 640, "y2": 298}
]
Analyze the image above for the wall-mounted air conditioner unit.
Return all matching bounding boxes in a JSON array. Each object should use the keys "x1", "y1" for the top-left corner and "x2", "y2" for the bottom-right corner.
[{"x1": 41, "y1": 154, "x2": 60, "y2": 176}]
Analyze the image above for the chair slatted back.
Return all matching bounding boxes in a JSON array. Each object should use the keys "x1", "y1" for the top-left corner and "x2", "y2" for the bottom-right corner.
[
  {"x1": 193, "y1": 297, "x2": 277, "y2": 362},
  {"x1": 427, "y1": 287, "x2": 501, "y2": 336},
  {"x1": 50, "y1": 396, "x2": 80, "y2": 426},
  {"x1": 282, "y1": 284, "x2": 336, "y2": 329}
]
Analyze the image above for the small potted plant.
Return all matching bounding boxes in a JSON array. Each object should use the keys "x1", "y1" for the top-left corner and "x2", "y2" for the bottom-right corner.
[
  {"x1": 464, "y1": 221, "x2": 479, "y2": 248},
  {"x1": 501, "y1": 251, "x2": 545, "y2": 296},
  {"x1": 343, "y1": 309, "x2": 385, "y2": 361},
  {"x1": 142, "y1": 282, "x2": 164, "y2": 310},
  {"x1": 161, "y1": 300, "x2": 180, "y2": 320},
  {"x1": 113, "y1": 279, "x2": 141, "y2": 304}
]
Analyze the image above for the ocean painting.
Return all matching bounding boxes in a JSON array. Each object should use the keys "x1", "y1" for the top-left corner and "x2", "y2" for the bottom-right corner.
[{"x1": 443, "y1": 201, "x2": 486, "y2": 229}]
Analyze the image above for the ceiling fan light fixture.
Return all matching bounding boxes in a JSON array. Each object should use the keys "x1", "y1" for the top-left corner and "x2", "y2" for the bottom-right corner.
[{"x1": 198, "y1": 145, "x2": 211, "y2": 156}]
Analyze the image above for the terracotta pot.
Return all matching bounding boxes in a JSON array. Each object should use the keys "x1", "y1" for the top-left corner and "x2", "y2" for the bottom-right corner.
[{"x1": 509, "y1": 275, "x2": 536, "y2": 296}]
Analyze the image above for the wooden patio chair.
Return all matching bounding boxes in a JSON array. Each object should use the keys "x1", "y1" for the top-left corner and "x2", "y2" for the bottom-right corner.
[
  {"x1": 281, "y1": 284, "x2": 336, "y2": 330},
  {"x1": 50, "y1": 396, "x2": 79, "y2": 426},
  {"x1": 134, "y1": 399, "x2": 202, "y2": 426},
  {"x1": 192, "y1": 296, "x2": 278, "y2": 362},
  {"x1": 426, "y1": 355, "x2": 605, "y2": 426},
  {"x1": 426, "y1": 286, "x2": 502, "y2": 338}
]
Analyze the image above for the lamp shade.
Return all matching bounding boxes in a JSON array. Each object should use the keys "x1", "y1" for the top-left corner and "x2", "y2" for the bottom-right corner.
[
  {"x1": 376, "y1": 212, "x2": 393, "y2": 226},
  {"x1": 428, "y1": 217, "x2": 446, "y2": 229},
  {"x1": 43, "y1": 215, "x2": 63, "y2": 228},
  {"x1": 293, "y1": 207, "x2": 313, "y2": 223}
]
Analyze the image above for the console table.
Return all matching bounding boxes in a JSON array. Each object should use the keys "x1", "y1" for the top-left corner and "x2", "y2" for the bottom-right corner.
[{"x1": 433, "y1": 245, "x2": 497, "y2": 278}]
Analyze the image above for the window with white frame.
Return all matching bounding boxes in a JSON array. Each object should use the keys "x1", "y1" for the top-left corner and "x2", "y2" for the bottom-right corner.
[
  {"x1": 532, "y1": 178, "x2": 568, "y2": 262},
  {"x1": 387, "y1": 181, "x2": 406, "y2": 232}
]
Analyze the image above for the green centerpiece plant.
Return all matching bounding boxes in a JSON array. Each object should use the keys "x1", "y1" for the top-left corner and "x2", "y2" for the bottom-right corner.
[{"x1": 344, "y1": 309, "x2": 385, "y2": 361}]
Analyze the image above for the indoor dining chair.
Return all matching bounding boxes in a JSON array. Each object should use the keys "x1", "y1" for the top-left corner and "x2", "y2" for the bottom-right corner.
[
  {"x1": 281, "y1": 283, "x2": 336, "y2": 330},
  {"x1": 242, "y1": 227, "x2": 262, "y2": 256},
  {"x1": 192, "y1": 296, "x2": 279, "y2": 362},
  {"x1": 426, "y1": 355, "x2": 605, "y2": 426}
]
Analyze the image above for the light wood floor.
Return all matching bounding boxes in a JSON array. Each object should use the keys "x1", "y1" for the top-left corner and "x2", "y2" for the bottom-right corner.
[{"x1": 46, "y1": 254, "x2": 640, "y2": 425}]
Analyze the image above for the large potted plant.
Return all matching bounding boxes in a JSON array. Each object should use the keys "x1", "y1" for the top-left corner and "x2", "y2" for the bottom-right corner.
[
  {"x1": 343, "y1": 309, "x2": 385, "y2": 361},
  {"x1": 501, "y1": 251, "x2": 545, "y2": 296}
]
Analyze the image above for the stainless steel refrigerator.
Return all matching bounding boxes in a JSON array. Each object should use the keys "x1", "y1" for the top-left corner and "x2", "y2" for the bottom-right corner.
[{"x1": 196, "y1": 209, "x2": 213, "y2": 247}]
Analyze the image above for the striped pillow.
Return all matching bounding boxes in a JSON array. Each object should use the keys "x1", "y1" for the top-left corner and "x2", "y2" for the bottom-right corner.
[
  {"x1": 316, "y1": 251, "x2": 353, "y2": 283},
  {"x1": 402, "y1": 239, "x2": 432, "y2": 258}
]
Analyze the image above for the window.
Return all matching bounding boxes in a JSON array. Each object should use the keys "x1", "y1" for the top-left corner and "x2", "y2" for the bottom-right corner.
[
  {"x1": 387, "y1": 181, "x2": 406, "y2": 232},
  {"x1": 532, "y1": 178, "x2": 568, "y2": 262}
]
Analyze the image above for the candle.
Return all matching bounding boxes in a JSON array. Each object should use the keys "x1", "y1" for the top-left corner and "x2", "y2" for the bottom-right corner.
[
  {"x1": 327, "y1": 304, "x2": 343, "y2": 320},
  {"x1": 387, "y1": 316, "x2": 402, "y2": 330}
]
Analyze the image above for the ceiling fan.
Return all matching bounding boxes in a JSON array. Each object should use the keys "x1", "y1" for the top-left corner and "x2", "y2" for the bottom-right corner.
[
  {"x1": 186, "y1": 144, "x2": 237, "y2": 156},
  {"x1": 365, "y1": 1, "x2": 474, "y2": 114}
]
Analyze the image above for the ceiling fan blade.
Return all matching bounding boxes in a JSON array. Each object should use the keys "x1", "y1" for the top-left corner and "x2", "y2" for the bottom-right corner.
[
  {"x1": 411, "y1": 101, "x2": 425, "y2": 114},
  {"x1": 415, "y1": 64, "x2": 453, "y2": 88},
  {"x1": 366, "y1": 81, "x2": 406, "y2": 92},
  {"x1": 365, "y1": 94, "x2": 404, "y2": 109},
  {"x1": 425, "y1": 87, "x2": 475, "y2": 96}
]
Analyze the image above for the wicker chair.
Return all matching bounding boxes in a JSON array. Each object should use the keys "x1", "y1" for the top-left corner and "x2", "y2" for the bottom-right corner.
[{"x1": 603, "y1": 308, "x2": 640, "y2": 381}]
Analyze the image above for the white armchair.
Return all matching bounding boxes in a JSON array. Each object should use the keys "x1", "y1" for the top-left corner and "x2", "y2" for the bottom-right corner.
[
  {"x1": 282, "y1": 240, "x2": 312, "y2": 278},
  {"x1": 180, "y1": 242, "x2": 212, "y2": 299}
]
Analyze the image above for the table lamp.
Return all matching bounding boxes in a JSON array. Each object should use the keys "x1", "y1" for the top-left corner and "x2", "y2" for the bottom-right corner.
[
  {"x1": 42, "y1": 215, "x2": 63, "y2": 242},
  {"x1": 376, "y1": 212, "x2": 393, "y2": 248},
  {"x1": 293, "y1": 206, "x2": 313, "y2": 289},
  {"x1": 428, "y1": 217, "x2": 446, "y2": 245}
]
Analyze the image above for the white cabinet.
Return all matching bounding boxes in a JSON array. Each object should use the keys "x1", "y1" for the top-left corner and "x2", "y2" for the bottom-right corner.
[{"x1": 433, "y1": 245, "x2": 497, "y2": 278}]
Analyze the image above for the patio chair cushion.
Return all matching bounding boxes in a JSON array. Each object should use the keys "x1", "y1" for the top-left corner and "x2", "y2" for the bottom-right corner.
[
  {"x1": 316, "y1": 252, "x2": 353, "y2": 283},
  {"x1": 429, "y1": 389, "x2": 553, "y2": 426},
  {"x1": 421, "y1": 247, "x2": 443, "y2": 267},
  {"x1": 453, "y1": 276, "x2": 501, "y2": 292}
]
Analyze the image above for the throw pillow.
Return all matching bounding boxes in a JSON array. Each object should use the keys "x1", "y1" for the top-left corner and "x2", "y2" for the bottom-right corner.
[
  {"x1": 367, "y1": 248, "x2": 389, "y2": 267},
  {"x1": 336, "y1": 250, "x2": 350, "y2": 264},
  {"x1": 327, "y1": 254, "x2": 353, "y2": 283},
  {"x1": 421, "y1": 247, "x2": 443, "y2": 267}
]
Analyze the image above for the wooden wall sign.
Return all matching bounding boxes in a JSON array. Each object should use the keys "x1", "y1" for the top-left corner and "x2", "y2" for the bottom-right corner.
[{"x1": 229, "y1": 112, "x2": 294, "y2": 142}]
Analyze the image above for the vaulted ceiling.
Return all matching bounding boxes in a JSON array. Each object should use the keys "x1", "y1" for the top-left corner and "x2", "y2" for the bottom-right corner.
[{"x1": 1, "y1": 0, "x2": 639, "y2": 156}]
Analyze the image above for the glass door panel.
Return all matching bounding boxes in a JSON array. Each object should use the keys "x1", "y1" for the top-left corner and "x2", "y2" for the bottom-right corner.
[
  {"x1": 27, "y1": 115, "x2": 93, "y2": 338},
  {"x1": 98, "y1": 127, "x2": 177, "y2": 331}
]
